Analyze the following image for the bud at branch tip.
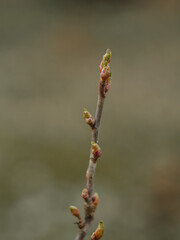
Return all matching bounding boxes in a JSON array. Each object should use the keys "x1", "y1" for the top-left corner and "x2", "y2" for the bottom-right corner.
[
  {"x1": 91, "y1": 221, "x2": 104, "y2": 240},
  {"x1": 99, "y1": 49, "x2": 112, "y2": 95},
  {"x1": 69, "y1": 205, "x2": 80, "y2": 218}
]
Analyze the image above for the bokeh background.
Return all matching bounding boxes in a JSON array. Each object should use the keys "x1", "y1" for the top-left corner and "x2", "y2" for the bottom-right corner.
[{"x1": 0, "y1": 0, "x2": 180, "y2": 239}]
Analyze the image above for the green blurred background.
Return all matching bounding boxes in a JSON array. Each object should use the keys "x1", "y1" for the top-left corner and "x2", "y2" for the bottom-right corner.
[{"x1": 0, "y1": 0, "x2": 180, "y2": 239}]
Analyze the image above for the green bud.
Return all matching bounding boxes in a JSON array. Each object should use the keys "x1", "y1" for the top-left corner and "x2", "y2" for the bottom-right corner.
[{"x1": 98, "y1": 220, "x2": 104, "y2": 230}]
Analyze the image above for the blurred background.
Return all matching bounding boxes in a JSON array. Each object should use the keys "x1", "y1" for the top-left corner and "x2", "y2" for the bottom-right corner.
[{"x1": 0, "y1": 0, "x2": 180, "y2": 239}]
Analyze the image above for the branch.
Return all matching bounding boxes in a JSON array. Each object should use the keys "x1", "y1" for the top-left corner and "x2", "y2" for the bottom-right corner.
[{"x1": 70, "y1": 49, "x2": 112, "y2": 240}]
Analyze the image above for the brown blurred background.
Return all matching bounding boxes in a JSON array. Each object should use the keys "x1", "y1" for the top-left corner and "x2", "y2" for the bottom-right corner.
[{"x1": 0, "y1": 0, "x2": 180, "y2": 239}]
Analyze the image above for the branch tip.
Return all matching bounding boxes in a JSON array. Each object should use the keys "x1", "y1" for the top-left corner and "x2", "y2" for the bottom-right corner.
[
  {"x1": 91, "y1": 221, "x2": 104, "y2": 240},
  {"x1": 99, "y1": 49, "x2": 112, "y2": 96},
  {"x1": 69, "y1": 206, "x2": 80, "y2": 219},
  {"x1": 73, "y1": 49, "x2": 112, "y2": 240}
]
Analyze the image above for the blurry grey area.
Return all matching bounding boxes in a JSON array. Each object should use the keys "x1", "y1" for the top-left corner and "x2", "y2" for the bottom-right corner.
[{"x1": 0, "y1": 0, "x2": 180, "y2": 239}]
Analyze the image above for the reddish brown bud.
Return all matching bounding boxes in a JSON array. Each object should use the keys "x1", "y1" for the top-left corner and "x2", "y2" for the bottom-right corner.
[
  {"x1": 83, "y1": 108, "x2": 95, "y2": 129},
  {"x1": 91, "y1": 221, "x2": 104, "y2": 240},
  {"x1": 99, "y1": 49, "x2": 112, "y2": 97},
  {"x1": 92, "y1": 193, "x2": 99, "y2": 207},
  {"x1": 105, "y1": 76, "x2": 111, "y2": 92},
  {"x1": 81, "y1": 188, "x2": 88, "y2": 200},
  {"x1": 69, "y1": 206, "x2": 80, "y2": 218},
  {"x1": 91, "y1": 232, "x2": 96, "y2": 240},
  {"x1": 95, "y1": 221, "x2": 104, "y2": 239},
  {"x1": 100, "y1": 67, "x2": 110, "y2": 81},
  {"x1": 95, "y1": 228, "x2": 104, "y2": 240},
  {"x1": 91, "y1": 142, "x2": 102, "y2": 161}
]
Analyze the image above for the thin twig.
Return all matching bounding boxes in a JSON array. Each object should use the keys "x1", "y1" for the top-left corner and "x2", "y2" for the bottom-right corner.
[
  {"x1": 75, "y1": 99, "x2": 105, "y2": 240},
  {"x1": 72, "y1": 49, "x2": 111, "y2": 240}
]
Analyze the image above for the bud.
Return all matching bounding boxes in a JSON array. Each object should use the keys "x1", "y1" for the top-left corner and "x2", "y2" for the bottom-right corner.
[
  {"x1": 91, "y1": 221, "x2": 104, "y2": 240},
  {"x1": 83, "y1": 108, "x2": 90, "y2": 119},
  {"x1": 91, "y1": 142, "x2": 102, "y2": 161},
  {"x1": 95, "y1": 228, "x2": 104, "y2": 240},
  {"x1": 99, "y1": 49, "x2": 112, "y2": 97},
  {"x1": 100, "y1": 66, "x2": 110, "y2": 81},
  {"x1": 92, "y1": 193, "x2": 99, "y2": 207},
  {"x1": 81, "y1": 188, "x2": 88, "y2": 200},
  {"x1": 98, "y1": 221, "x2": 104, "y2": 230},
  {"x1": 91, "y1": 232, "x2": 96, "y2": 240},
  {"x1": 99, "y1": 49, "x2": 111, "y2": 72},
  {"x1": 69, "y1": 206, "x2": 80, "y2": 218},
  {"x1": 104, "y1": 48, "x2": 111, "y2": 63},
  {"x1": 95, "y1": 221, "x2": 104, "y2": 240},
  {"x1": 83, "y1": 108, "x2": 95, "y2": 128},
  {"x1": 105, "y1": 75, "x2": 111, "y2": 93}
]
